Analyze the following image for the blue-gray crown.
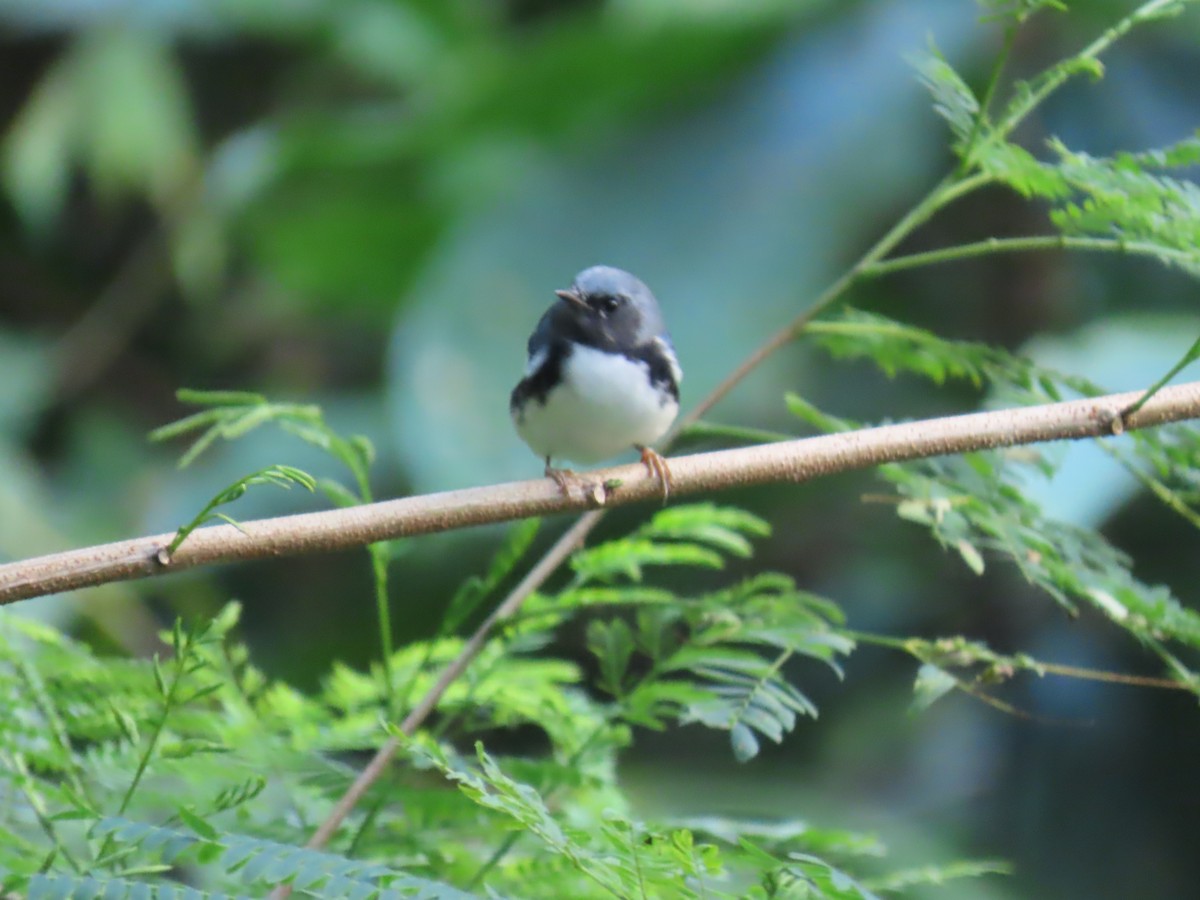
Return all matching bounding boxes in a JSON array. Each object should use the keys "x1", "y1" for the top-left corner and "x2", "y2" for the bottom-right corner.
[{"x1": 570, "y1": 265, "x2": 667, "y2": 343}]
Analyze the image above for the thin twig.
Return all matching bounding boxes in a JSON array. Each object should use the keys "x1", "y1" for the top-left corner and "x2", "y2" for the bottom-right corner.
[
  {"x1": 297, "y1": 511, "x2": 601, "y2": 854},
  {"x1": 862, "y1": 234, "x2": 1199, "y2": 277}
]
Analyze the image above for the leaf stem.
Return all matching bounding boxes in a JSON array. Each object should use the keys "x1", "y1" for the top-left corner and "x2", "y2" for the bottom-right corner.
[
  {"x1": 861, "y1": 233, "x2": 1199, "y2": 277},
  {"x1": 369, "y1": 544, "x2": 396, "y2": 717},
  {"x1": 1121, "y1": 335, "x2": 1200, "y2": 417},
  {"x1": 673, "y1": 170, "x2": 990, "y2": 434},
  {"x1": 957, "y1": 21, "x2": 1018, "y2": 174},
  {"x1": 844, "y1": 629, "x2": 1191, "y2": 690},
  {"x1": 94, "y1": 625, "x2": 197, "y2": 869}
]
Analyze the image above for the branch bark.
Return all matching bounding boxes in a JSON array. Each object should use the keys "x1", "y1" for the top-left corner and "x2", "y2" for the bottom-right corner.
[{"x1": 3, "y1": 382, "x2": 1198, "y2": 607}]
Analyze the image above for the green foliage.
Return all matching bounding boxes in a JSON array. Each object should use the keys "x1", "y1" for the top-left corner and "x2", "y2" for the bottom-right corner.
[
  {"x1": 442, "y1": 518, "x2": 541, "y2": 635},
  {"x1": 2, "y1": 0, "x2": 814, "y2": 309},
  {"x1": 401, "y1": 738, "x2": 1008, "y2": 900},
  {"x1": 499, "y1": 505, "x2": 850, "y2": 761},
  {"x1": 87, "y1": 816, "x2": 478, "y2": 899},
  {"x1": 797, "y1": 308, "x2": 1200, "y2": 691},
  {"x1": 570, "y1": 504, "x2": 768, "y2": 582},
  {"x1": 163, "y1": 464, "x2": 315, "y2": 555},
  {"x1": 0, "y1": 485, "x2": 1023, "y2": 894},
  {"x1": 152, "y1": 387, "x2": 398, "y2": 708},
  {"x1": 807, "y1": 309, "x2": 1040, "y2": 389},
  {"x1": 913, "y1": 45, "x2": 979, "y2": 150},
  {"x1": 2, "y1": 27, "x2": 197, "y2": 234},
  {"x1": 887, "y1": 447, "x2": 1200, "y2": 662},
  {"x1": 863, "y1": 858, "x2": 1013, "y2": 892},
  {"x1": 1046, "y1": 138, "x2": 1200, "y2": 277},
  {"x1": 4, "y1": 4, "x2": 1200, "y2": 899},
  {"x1": 587, "y1": 571, "x2": 851, "y2": 761},
  {"x1": 404, "y1": 737, "x2": 728, "y2": 898},
  {"x1": 1123, "y1": 333, "x2": 1200, "y2": 416},
  {"x1": 2, "y1": 505, "x2": 929, "y2": 897},
  {"x1": 151, "y1": 390, "x2": 375, "y2": 499},
  {"x1": 804, "y1": 308, "x2": 1107, "y2": 413},
  {"x1": 916, "y1": 0, "x2": 1200, "y2": 278}
]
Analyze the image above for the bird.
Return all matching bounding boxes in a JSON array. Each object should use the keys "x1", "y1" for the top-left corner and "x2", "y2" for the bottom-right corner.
[{"x1": 510, "y1": 265, "x2": 681, "y2": 499}]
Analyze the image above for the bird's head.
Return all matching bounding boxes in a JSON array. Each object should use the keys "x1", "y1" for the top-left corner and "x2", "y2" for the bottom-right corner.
[{"x1": 553, "y1": 265, "x2": 666, "y2": 348}]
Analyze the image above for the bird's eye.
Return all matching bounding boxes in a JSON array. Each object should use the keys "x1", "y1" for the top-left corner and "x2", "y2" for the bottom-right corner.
[{"x1": 596, "y1": 295, "x2": 621, "y2": 315}]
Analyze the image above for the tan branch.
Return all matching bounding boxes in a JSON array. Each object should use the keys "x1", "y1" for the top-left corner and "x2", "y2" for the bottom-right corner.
[{"x1": 3, "y1": 383, "x2": 1198, "y2": 607}]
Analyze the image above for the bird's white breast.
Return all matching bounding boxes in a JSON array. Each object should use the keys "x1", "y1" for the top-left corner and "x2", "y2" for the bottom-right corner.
[{"x1": 514, "y1": 345, "x2": 678, "y2": 465}]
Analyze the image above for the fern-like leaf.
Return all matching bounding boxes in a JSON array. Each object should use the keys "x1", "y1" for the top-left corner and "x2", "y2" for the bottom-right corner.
[{"x1": 91, "y1": 817, "x2": 481, "y2": 899}]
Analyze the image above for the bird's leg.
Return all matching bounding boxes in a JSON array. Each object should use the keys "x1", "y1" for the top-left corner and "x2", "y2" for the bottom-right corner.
[
  {"x1": 544, "y1": 458, "x2": 584, "y2": 499},
  {"x1": 636, "y1": 445, "x2": 673, "y2": 503}
]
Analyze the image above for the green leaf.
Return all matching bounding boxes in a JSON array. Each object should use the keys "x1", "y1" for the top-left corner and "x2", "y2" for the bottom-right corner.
[
  {"x1": 771, "y1": 853, "x2": 884, "y2": 900},
  {"x1": 785, "y1": 392, "x2": 854, "y2": 432},
  {"x1": 1043, "y1": 138, "x2": 1200, "y2": 276},
  {"x1": 543, "y1": 584, "x2": 677, "y2": 613},
  {"x1": 89, "y1": 816, "x2": 468, "y2": 897},
  {"x1": 443, "y1": 518, "x2": 541, "y2": 634},
  {"x1": 152, "y1": 655, "x2": 168, "y2": 699},
  {"x1": 174, "y1": 389, "x2": 269, "y2": 407},
  {"x1": 955, "y1": 538, "x2": 986, "y2": 575},
  {"x1": 1122, "y1": 332, "x2": 1200, "y2": 416},
  {"x1": 913, "y1": 44, "x2": 980, "y2": 146},
  {"x1": 109, "y1": 703, "x2": 140, "y2": 744},
  {"x1": 730, "y1": 721, "x2": 760, "y2": 763},
  {"x1": 165, "y1": 464, "x2": 317, "y2": 555},
  {"x1": 587, "y1": 619, "x2": 635, "y2": 698},
  {"x1": 403, "y1": 737, "x2": 624, "y2": 894},
  {"x1": 620, "y1": 680, "x2": 712, "y2": 730},
  {"x1": 866, "y1": 858, "x2": 1012, "y2": 891},
  {"x1": 637, "y1": 503, "x2": 771, "y2": 557},
  {"x1": 911, "y1": 663, "x2": 959, "y2": 713},
  {"x1": 806, "y1": 308, "x2": 1059, "y2": 398},
  {"x1": 176, "y1": 806, "x2": 220, "y2": 842},
  {"x1": 73, "y1": 29, "x2": 197, "y2": 202},
  {"x1": 570, "y1": 538, "x2": 725, "y2": 582},
  {"x1": 975, "y1": 139, "x2": 1071, "y2": 198},
  {"x1": 884, "y1": 453, "x2": 1200, "y2": 672}
]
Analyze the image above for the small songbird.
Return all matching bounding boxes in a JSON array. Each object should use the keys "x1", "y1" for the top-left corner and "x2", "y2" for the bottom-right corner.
[{"x1": 510, "y1": 265, "x2": 681, "y2": 497}]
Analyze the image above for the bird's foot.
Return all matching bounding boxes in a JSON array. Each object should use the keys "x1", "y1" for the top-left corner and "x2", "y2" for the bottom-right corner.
[
  {"x1": 637, "y1": 445, "x2": 673, "y2": 503},
  {"x1": 545, "y1": 463, "x2": 586, "y2": 500}
]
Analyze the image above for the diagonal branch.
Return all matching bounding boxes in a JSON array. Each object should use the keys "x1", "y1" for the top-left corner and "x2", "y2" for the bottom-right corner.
[{"x1": 3, "y1": 382, "x2": 1198, "y2": 608}]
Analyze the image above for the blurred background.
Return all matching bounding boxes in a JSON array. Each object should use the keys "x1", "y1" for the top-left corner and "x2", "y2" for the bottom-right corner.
[{"x1": 1, "y1": 0, "x2": 1199, "y2": 896}]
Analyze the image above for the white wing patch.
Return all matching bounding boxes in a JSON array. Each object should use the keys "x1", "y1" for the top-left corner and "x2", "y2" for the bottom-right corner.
[
  {"x1": 524, "y1": 346, "x2": 549, "y2": 378},
  {"x1": 653, "y1": 336, "x2": 682, "y2": 386}
]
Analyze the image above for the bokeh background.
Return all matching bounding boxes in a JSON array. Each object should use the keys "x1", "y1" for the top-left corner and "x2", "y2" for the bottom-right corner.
[{"x1": 2, "y1": 1, "x2": 1199, "y2": 897}]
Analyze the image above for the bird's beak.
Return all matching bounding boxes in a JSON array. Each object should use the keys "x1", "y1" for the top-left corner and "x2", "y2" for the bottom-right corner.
[{"x1": 555, "y1": 288, "x2": 589, "y2": 311}]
